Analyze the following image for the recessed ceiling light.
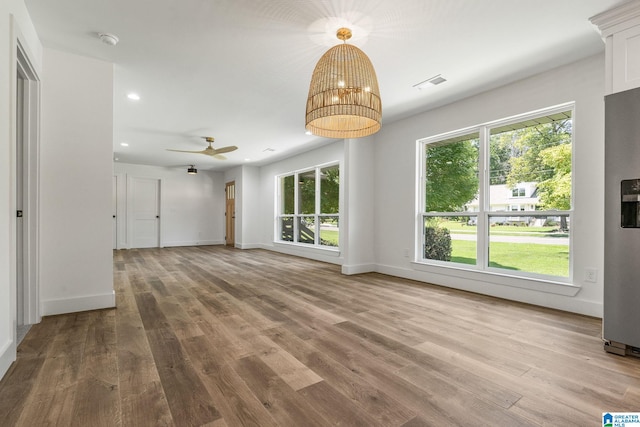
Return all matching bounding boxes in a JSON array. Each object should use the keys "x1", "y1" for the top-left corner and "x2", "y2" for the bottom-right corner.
[
  {"x1": 244, "y1": 158, "x2": 252, "y2": 162},
  {"x1": 120, "y1": 142, "x2": 129, "y2": 147},
  {"x1": 413, "y1": 74, "x2": 447, "y2": 90},
  {"x1": 127, "y1": 93, "x2": 140, "y2": 100}
]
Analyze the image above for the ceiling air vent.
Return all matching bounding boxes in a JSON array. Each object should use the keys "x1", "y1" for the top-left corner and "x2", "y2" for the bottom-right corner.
[{"x1": 413, "y1": 74, "x2": 447, "y2": 90}]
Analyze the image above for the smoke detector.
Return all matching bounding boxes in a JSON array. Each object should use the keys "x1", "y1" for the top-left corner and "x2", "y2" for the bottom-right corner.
[{"x1": 98, "y1": 33, "x2": 119, "y2": 46}]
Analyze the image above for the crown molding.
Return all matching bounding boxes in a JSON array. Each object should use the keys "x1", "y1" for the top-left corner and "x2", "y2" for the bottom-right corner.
[{"x1": 590, "y1": 1, "x2": 640, "y2": 39}]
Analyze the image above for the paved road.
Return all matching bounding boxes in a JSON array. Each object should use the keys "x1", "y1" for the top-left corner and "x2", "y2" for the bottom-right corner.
[{"x1": 451, "y1": 233, "x2": 569, "y2": 245}]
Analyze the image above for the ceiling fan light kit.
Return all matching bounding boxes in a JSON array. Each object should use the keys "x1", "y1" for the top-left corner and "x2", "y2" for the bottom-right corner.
[{"x1": 305, "y1": 27, "x2": 382, "y2": 139}]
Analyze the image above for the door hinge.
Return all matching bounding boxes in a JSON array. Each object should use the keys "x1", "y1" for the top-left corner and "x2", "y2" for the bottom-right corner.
[{"x1": 17, "y1": 210, "x2": 23, "y2": 218}]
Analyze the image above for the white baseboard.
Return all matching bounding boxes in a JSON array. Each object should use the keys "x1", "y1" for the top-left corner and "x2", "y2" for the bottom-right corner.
[
  {"x1": 41, "y1": 291, "x2": 116, "y2": 316},
  {"x1": 342, "y1": 263, "x2": 376, "y2": 275},
  {"x1": 0, "y1": 338, "x2": 16, "y2": 381},
  {"x1": 161, "y1": 240, "x2": 224, "y2": 248},
  {"x1": 235, "y1": 243, "x2": 263, "y2": 249},
  {"x1": 264, "y1": 243, "x2": 343, "y2": 266},
  {"x1": 376, "y1": 263, "x2": 603, "y2": 318}
]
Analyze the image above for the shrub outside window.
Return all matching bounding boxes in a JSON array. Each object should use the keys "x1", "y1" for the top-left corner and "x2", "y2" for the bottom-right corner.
[
  {"x1": 277, "y1": 163, "x2": 339, "y2": 248},
  {"x1": 418, "y1": 105, "x2": 573, "y2": 280}
]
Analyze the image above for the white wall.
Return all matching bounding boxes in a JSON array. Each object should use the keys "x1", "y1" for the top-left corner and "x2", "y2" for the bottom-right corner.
[
  {"x1": 0, "y1": 0, "x2": 42, "y2": 379},
  {"x1": 223, "y1": 165, "x2": 262, "y2": 249},
  {"x1": 241, "y1": 166, "x2": 262, "y2": 248},
  {"x1": 115, "y1": 163, "x2": 225, "y2": 247},
  {"x1": 373, "y1": 54, "x2": 605, "y2": 317},
  {"x1": 258, "y1": 141, "x2": 345, "y2": 265},
  {"x1": 39, "y1": 48, "x2": 115, "y2": 316}
]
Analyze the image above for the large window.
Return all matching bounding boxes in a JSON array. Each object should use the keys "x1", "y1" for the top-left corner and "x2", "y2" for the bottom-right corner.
[
  {"x1": 419, "y1": 105, "x2": 573, "y2": 280},
  {"x1": 277, "y1": 163, "x2": 339, "y2": 248}
]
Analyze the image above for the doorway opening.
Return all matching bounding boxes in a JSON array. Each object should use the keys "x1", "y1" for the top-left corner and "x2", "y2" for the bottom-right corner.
[
  {"x1": 225, "y1": 181, "x2": 235, "y2": 246},
  {"x1": 15, "y1": 40, "x2": 41, "y2": 342}
]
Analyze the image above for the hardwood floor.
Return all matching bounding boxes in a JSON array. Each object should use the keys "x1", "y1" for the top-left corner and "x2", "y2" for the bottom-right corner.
[{"x1": 1, "y1": 246, "x2": 639, "y2": 426}]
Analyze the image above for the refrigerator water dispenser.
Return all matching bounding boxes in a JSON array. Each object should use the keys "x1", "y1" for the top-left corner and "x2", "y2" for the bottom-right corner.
[{"x1": 621, "y1": 179, "x2": 640, "y2": 228}]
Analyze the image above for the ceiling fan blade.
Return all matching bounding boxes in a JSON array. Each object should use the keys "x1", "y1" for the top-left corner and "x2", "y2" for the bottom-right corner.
[
  {"x1": 199, "y1": 149, "x2": 227, "y2": 159},
  {"x1": 166, "y1": 148, "x2": 207, "y2": 154},
  {"x1": 211, "y1": 145, "x2": 238, "y2": 155},
  {"x1": 167, "y1": 140, "x2": 236, "y2": 159}
]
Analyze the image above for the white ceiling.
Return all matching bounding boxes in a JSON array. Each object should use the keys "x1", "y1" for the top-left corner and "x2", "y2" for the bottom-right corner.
[{"x1": 25, "y1": 0, "x2": 624, "y2": 171}]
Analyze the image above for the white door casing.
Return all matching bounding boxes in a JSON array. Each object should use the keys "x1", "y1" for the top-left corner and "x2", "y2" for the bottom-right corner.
[
  {"x1": 16, "y1": 65, "x2": 24, "y2": 330},
  {"x1": 15, "y1": 38, "x2": 41, "y2": 327},
  {"x1": 112, "y1": 175, "x2": 118, "y2": 250}
]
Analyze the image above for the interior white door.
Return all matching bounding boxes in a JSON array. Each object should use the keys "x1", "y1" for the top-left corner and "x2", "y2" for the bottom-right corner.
[{"x1": 131, "y1": 177, "x2": 160, "y2": 248}]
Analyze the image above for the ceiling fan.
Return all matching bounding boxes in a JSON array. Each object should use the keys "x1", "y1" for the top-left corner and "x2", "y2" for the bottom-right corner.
[{"x1": 167, "y1": 137, "x2": 238, "y2": 160}]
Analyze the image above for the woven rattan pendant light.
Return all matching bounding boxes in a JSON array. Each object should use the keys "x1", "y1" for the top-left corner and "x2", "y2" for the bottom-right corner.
[{"x1": 305, "y1": 27, "x2": 382, "y2": 139}]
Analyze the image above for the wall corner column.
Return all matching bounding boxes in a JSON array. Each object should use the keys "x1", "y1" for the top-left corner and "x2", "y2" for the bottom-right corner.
[{"x1": 341, "y1": 137, "x2": 376, "y2": 275}]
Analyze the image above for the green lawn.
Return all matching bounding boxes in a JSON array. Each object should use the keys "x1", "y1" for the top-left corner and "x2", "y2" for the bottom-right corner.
[
  {"x1": 450, "y1": 239, "x2": 569, "y2": 277},
  {"x1": 318, "y1": 222, "x2": 569, "y2": 276},
  {"x1": 319, "y1": 229, "x2": 339, "y2": 246}
]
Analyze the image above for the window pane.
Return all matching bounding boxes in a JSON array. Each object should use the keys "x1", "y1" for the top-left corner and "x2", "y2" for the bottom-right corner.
[
  {"x1": 488, "y1": 214, "x2": 569, "y2": 277},
  {"x1": 280, "y1": 217, "x2": 293, "y2": 242},
  {"x1": 298, "y1": 170, "x2": 316, "y2": 215},
  {"x1": 424, "y1": 216, "x2": 477, "y2": 265},
  {"x1": 297, "y1": 216, "x2": 315, "y2": 244},
  {"x1": 489, "y1": 114, "x2": 572, "y2": 211},
  {"x1": 320, "y1": 166, "x2": 339, "y2": 214},
  {"x1": 425, "y1": 133, "x2": 479, "y2": 212},
  {"x1": 319, "y1": 216, "x2": 339, "y2": 247},
  {"x1": 281, "y1": 175, "x2": 294, "y2": 215}
]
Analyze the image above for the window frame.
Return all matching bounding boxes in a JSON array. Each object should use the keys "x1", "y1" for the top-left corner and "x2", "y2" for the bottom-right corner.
[
  {"x1": 275, "y1": 161, "x2": 340, "y2": 251},
  {"x1": 416, "y1": 103, "x2": 575, "y2": 284}
]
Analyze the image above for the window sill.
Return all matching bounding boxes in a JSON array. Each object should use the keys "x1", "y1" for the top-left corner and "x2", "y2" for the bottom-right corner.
[
  {"x1": 410, "y1": 260, "x2": 581, "y2": 296},
  {"x1": 273, "y1": 241, "x2": 341, "y2": 257}
]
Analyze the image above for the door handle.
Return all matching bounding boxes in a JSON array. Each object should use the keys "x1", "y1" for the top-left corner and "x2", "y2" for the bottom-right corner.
[{"x1": 156, "y1": 215, "x2": 159, "y2": 218}]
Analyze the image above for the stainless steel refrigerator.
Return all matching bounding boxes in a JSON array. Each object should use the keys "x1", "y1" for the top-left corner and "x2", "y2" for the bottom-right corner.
[{"x1": 604, "y1": 86, "x2": 640, "y2": 356}]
